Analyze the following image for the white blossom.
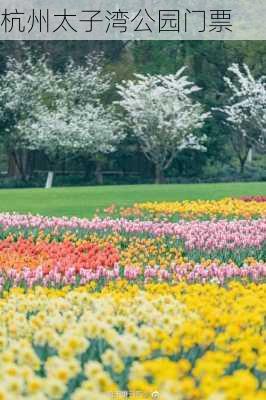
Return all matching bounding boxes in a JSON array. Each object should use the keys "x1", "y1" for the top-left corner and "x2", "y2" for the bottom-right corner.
[
  {"x1": 116, "y1": 68, "x2": 209, "y2": 181},
  {"x1": 0, "y1": 50, "x2": 58, "y2": 147},
  {"x1": 220, "y1": 63, "x2": 266, "y2": 149},
  {"x1": 0, "y1": 50, "x2": 125, "y2": 162},
  {"x1": 18, "y1": 101, "x2": 125, "y2": 159}
]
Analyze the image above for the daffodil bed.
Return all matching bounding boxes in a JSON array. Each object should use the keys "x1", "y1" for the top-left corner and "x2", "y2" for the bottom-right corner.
[
  {"x1": 102, "y1": 197, "x2": 266, "y2": 221},
  {"x1": 0, "y1": 197, "x2": 265, "y2": 400}
]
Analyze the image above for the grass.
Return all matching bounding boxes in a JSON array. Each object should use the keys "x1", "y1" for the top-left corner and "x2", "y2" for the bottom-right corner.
[{"x1": 0, "y1": 182, "x2": 265, "y2": 218}]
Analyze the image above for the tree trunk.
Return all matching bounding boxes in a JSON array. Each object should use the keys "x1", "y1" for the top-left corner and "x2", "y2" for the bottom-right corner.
[
  {"x1": 25, "y1": 151, "x2": 35, "y2": 181},
  {"x1": 45, "y1": 171, "x2": 54, "y2": 189},
  {"x1": 95, "y1": 159, "x2": 103, "y2": 185},
  {"x1": 155, "y1": 164, "x2": 164, "y2": 184},
  {"x1": 8, "y1": 150, "x2": 29, "y2": 180},
  {"x1": 7, "y1": 152, "x2": 21, "y2": 178},
  {"x1": 239, "y1": 158, "x2": 246, "y2": 175},
  {"x1": 21, "y1": 150, "x2": 30, "y2": 181}
]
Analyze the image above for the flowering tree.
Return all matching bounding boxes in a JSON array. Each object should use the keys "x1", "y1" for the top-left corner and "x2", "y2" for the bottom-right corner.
[
  {"x1": 0, "y1": 50, "x2": 125, "y2": 187},
  {"x1": 0, "y1": 49, "x2": 57, "y2": 179},
  {"x1": 219, "y1": 63, "x2": 266, "y2": 173},
  {"x1": 116, "y1": 68, "x2": 209, "y2": 183},
  {"x1": 28, "y1": 54, "x2": 124, "y2": 187},
  {"x1": 18, "y1": 101, "x2": 125, "y2": 187},
  {"x1": 62, "y1": 54, "x2": 112, "y2": 108}
]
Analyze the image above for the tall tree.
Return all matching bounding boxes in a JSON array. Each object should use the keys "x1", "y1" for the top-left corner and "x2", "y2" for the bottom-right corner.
[
  {"x1": 117, "y1": 68, "x2": 209, "y2": 183},
  {"x1": 218, "y1": 63, "x2": 266, "y2": 173},
  {"x1": 0, "y1": 48, "x2": 57, "y2": 180},
  {"x1": 0, "y1": 49, "x2": 125, "y2": 187},
  {"x1": 19, "y1": 100, "x2": 125, "y2": 188}
]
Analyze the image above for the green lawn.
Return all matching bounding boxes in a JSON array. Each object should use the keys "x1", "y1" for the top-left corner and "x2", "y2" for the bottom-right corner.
[{"x1": 0, "y1": 182, "x2": 265, "y2": 218}]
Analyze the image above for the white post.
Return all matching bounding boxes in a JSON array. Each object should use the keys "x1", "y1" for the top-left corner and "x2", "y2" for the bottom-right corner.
[
  {"x1": 247, "y1": 148, "x2": 253, "y2": 163},
  {"x1": 45, "y1": 171, "x2": 54, "y2": 189}
]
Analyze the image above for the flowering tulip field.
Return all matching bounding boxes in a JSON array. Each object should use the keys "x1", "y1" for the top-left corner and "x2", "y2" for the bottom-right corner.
[{"x1": 0, "y1": 197, "x2": 265, "y2": 400}]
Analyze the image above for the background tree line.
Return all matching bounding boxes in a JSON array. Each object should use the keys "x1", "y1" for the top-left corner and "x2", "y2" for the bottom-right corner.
[{"x1": 0, "y1": 40, "x2": 265, "y2": 187}]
